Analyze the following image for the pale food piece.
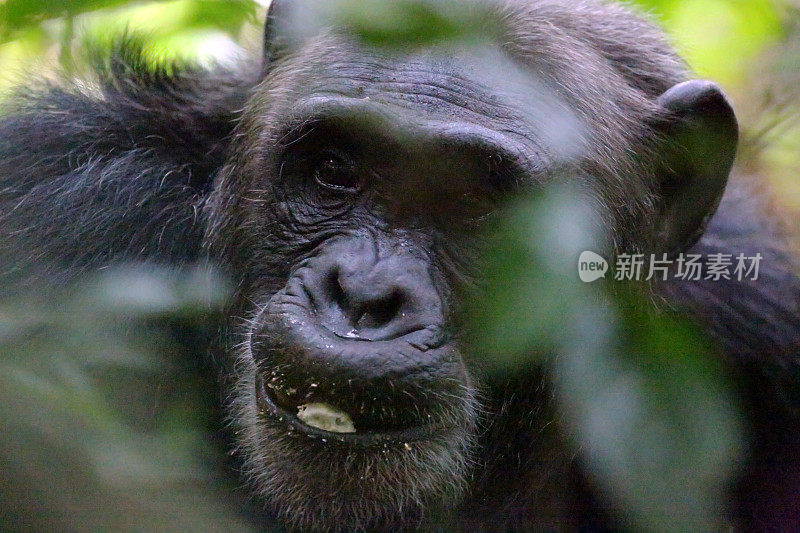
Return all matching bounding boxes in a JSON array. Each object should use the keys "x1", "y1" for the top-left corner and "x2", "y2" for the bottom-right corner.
[{"x1": 297, "y1": 403, "x2": 357, "y2": 433}]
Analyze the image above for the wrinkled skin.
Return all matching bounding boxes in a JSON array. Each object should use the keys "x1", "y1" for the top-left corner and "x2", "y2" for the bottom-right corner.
[{"x1": 1, "y1": 1, "x2": 799, "y2": 531}]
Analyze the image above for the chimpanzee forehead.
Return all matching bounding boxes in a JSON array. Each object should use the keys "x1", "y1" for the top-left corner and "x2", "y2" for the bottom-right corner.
[{"x1": 278, "y1": 40, "x2": 587, "y2": 166}]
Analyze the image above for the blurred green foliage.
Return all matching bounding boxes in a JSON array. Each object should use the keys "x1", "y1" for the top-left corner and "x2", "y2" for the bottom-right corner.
[
  {"x1": 0, "y1": 0, "x2": 263, "y2": 90},
  {"x1": 467, "y1": 186, "x2": 742, "y2": 530},
  {"x1": 1, "y1": 0, "x2": 258, "y2": 41},
  {"x1": 631, "y1": 0, "x2": 784, "y2": 86},
  {"x1": 0, "y1": 0, "x2": 790, "y2": 89},
  {"x1": 0, "y1": 0, "x2": 798, "y2": 531},
  {"x1": 0, "y1": 266, "x2": 260, "y2": 531},
  {"x1": 283, "y1": 0, "x2": 498, "y2": 49}
]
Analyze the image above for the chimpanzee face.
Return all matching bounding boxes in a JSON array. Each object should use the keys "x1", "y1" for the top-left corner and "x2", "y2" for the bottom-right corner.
[
  {"x1": 204, "y1": 7, "x2": 736, "y2": 530},
  {"x1": 215, "y1": 42, "x2": 564, "y2": 530}
]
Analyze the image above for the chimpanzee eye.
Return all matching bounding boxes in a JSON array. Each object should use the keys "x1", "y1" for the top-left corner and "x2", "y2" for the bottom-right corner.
[{"x1": 314, "y1": 150, "x2": 360, "y2": 193}]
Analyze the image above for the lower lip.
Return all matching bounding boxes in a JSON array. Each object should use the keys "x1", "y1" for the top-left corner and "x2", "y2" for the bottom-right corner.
[{"x1": 255, "y1": 374, "x2": 441, "y2": 446}]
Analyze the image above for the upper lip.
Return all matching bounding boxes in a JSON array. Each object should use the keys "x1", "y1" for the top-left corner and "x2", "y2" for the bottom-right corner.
[{"x1": 255, "y1": 373, "x2": 444, "y2": 446}]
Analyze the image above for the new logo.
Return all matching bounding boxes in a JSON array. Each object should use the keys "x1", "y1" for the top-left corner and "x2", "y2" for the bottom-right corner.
[{"x1": 578, "y1": 251, "x2": 609, "y2": 283}]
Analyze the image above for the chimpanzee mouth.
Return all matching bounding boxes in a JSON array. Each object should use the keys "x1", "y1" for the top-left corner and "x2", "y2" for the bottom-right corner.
[{"x1": 255, "y1": 372, "x2": 446, "y2": 446}]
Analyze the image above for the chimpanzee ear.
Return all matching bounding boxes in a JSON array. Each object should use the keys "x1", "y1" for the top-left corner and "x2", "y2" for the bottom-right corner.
[
  {"x1": 652, "y1": 80, "x2": 738, "y2": 254},
  {"x1": 264, "y1": 0, "x2": 292, "y2": 68}
]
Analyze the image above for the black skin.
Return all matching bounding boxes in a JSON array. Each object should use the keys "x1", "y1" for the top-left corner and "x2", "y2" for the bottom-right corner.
[{"x1": 2, "y1": 0, "x2": 800, "y2": 531}]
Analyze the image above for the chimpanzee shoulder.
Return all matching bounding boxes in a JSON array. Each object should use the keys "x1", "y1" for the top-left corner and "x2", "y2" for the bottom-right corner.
[
  {"x1": 0, "y1": 37, "x2": 257, "y2": 289},
  {"x1": 660, "y1": 176, "x2": 800, "y2": 530},
  {"x1": 663, "y1": 177, "x2": 800, "y2": 413}
]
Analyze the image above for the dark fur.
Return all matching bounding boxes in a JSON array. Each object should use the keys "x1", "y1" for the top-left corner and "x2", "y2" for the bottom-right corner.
[
  {"x1": 1, "y1": 1, "x2": 799, "y2": 531},
  {"x1": 0, "y1": 40, "x2": 256, "y2": 290}
]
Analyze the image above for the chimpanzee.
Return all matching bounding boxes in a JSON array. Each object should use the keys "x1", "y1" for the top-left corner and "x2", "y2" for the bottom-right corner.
[{"x1": 1, "y1": 0, "x2": 799, "y2": 531}]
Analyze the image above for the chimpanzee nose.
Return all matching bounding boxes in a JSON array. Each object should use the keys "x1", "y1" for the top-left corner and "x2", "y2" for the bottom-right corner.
[
  {"x1": 252, "y1": 235, "x2": 462, "y2": 437},
  {"x1": 306, "y1": 237, "x2": 443, "y2": 342}
]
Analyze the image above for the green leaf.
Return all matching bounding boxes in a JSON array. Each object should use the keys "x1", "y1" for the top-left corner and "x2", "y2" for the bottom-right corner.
[
  {"x1": 468, "y1": 182, "x2": 743, "y2": 529},
  {"x1": 556, "y1": 304, "x2": 743, "y2": 531},
  {"x1": 0, "y1": 0, "x2": 260, "y2": 44},
  {"x1": 285, "y1": 0, "x2": 500, "y2": 51}
]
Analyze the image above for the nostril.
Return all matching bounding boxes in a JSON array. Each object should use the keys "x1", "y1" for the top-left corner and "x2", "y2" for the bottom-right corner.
[
  {"x1": 328, "y1": 270, "x2": 363, "y2": 325},
  {"x1": 328, "y1": 269, "x2": 348, "y2": 312},
  {"x1": 328, "y1": 269, "x2": 407, "y2": 332},
  {"x1": 357, "y1": 290, "x2": 404, "y2": 329}
]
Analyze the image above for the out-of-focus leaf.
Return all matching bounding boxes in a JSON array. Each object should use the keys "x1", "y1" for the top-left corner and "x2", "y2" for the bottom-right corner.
[
  {"x1": 185, "y1": 0, "x2": 260, "y2": 35},
  {"x1": 1, "y1": 0, "x2": 132, "y2": 42},
  {"x1": 80, "y1": 264, "x2": 232, "y2": 317},
  {"x1": 283, "y1": 0, "x2": 499, "y2": 50},
  {"x1": 557, "y1": 297, "x2": 743, "y2": 531},
  {"x1": 466, "y1": 185, "x2": 604, "y2": 368},
  {"x1": 633, "y1": 0, "x2": 782, "y2": 86},
  {"x1": 468, "y1": 183, "x2": 743, "y2": 529},
  {"x1": 0, "y1": 265, "x2": 256, "y2": 532},
  {"x1": 331, "y1": 0, "x2": 496, "y2": 48},
  {"x1": 0, "y1": 0, "x2": 260, "y2": 44}
]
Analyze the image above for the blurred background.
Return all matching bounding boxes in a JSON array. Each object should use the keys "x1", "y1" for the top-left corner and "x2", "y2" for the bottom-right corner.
[{"x1": 0, "y1": 1, "x2": 798, "y2": 531}]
